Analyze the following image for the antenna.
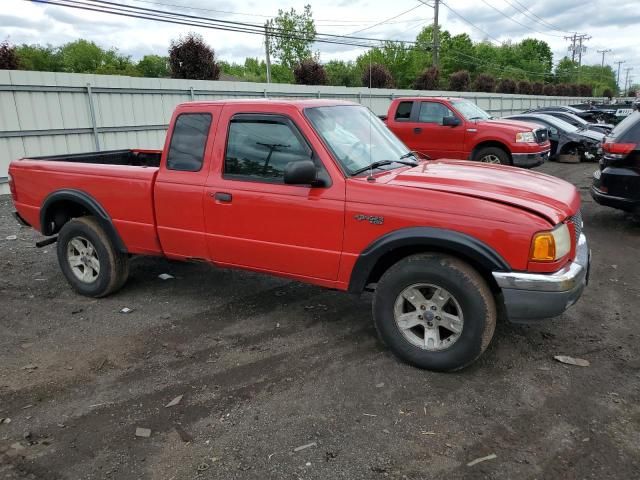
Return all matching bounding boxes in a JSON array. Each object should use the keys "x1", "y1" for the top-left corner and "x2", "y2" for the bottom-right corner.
[{"x1": 367, "y1": 52, "x2": 375, "y2": 182}]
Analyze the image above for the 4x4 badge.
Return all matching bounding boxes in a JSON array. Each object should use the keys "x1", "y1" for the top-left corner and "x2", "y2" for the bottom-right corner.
[{"x1": 354, "y1": 214, "x2": 384, "y2": 225}]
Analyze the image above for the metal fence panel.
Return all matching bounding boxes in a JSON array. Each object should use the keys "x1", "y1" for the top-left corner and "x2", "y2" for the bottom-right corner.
[{"x1": 0, "y1": 69, "x2": 605, "y2": 193}]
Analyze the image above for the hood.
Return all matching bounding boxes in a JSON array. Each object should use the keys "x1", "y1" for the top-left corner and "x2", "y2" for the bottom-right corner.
[
  {"x1": 384, "y1": 160, "x2": 579, "y2": 225},
  {"x1": 577, "y1": 128, "x2": 606, "y2": 142},
  {"x1": 478, "y1": 118, "x2": 542, "y2": 132}
]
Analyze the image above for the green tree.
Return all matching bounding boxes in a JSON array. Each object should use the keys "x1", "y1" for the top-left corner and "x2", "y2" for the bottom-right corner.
[
  {"x1": 15, "y1": 44, "x2": 62, "y2": 71},
  {"x1": 58, "y1": 40, "x2": 105, "y2": 73},
  {"x1": 356, "y1": 42, "x2": 423, "y2": 89},
  {"x1": 137, "y1": 55, "x2": 169, "y2": 77},
  {"x1": 325, "y1": 60, "x2": 360, "y2": 87},
  {"x1": 266, "y1": 4, "x2": 316, "y2": 69}
]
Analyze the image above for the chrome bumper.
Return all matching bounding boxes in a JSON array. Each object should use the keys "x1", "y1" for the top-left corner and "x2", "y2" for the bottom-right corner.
[{"x1": 492, "y1": 234, "x2": 590, "y2": 321}]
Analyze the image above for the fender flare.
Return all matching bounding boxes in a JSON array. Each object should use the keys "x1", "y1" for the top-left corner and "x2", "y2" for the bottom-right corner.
[
  {"x1": 40, "y1": 189, "x2": 127, "y2": 253},
  {"x1": 348, "y1": 227, "x2": 510, "y2": 293}
]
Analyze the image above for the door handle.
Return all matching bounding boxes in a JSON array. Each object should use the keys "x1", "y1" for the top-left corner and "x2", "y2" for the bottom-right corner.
[
  {"x1": 413, "y1": 127, "x2": 422, "y2": 134},
  {"x1": 212, "y1": 192, "x2": 232, "y2": 203}
]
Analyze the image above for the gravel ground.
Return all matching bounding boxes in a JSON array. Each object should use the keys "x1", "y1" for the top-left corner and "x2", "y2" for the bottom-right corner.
[{"x1": 1, "y1": 161, "x2": 639, "y2": 480}]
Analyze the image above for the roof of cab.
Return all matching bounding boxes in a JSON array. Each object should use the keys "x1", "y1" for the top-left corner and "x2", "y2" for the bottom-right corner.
[{"x1": 177, "y1": 98, "x2": 360, "y2": 110}]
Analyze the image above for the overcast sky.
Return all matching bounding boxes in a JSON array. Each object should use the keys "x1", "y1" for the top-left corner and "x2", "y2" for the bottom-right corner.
[{"x1": 2, "y1": 0, "x2": 638, "y2": 86}]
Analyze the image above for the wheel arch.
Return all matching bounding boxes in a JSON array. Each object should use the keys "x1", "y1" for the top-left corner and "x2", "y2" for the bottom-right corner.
[
  {"x1": 348, "y1": 227, "x2": 510, "y2": 294},
  {"x1": 40, "y1": 189, "x2": 127, "y2": 253},
  {"x1": 470, "y1": 140, "x2": 512, "y2": 162}
]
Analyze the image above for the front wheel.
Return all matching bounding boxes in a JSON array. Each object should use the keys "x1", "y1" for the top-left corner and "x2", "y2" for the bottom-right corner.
[
  {"x1": 473, "y1": 146, "x2": 511, "y2": 165},
  {"x1": 373, "y1": 254, "x2": 496, "y2": 371},
  {"x1": 56, "y1": 216, "x2": 129, "y2": 297}
]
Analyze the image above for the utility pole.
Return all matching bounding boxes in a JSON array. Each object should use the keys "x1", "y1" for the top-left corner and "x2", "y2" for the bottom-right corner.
[
  {"x1": 624, "y1": 67, "x2": 633, "y2": 96},
  {"x1": 577, "y1": 34, "x2": 591, "y2": 67},
  {"x1": 615, "y1": 60, "x2": 626, "y2": 90},
  {"x1": 597, "y1": 49, "x2": 611, "y2": 67},
  {"x1": 264, "y1": 23, "x2": 271, "y2": 84},
  {"x1": 432, "y1": 0, "x2": 440, "y2": 69},
  {"x1": 565, "y1": 33, "x2": 577, "y2": 62}
]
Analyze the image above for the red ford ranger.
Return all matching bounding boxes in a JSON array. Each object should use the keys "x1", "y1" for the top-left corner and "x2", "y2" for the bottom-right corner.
[
  {"x1": 383, "y1": 97, "x2": 551, "y2": 167},
  {"x1": 9, "y1": 99, "x2": 590, "y2": 371}
]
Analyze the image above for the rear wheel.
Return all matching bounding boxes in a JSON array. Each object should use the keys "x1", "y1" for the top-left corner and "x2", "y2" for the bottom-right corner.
[
  {"x1": 57, "y1": 216, "x2": 129, "y2": 297},
  {"x1": 373, "y1": 254, "x2": 496, "y2": 371},
  {"x1": 473, "y1": 146, "x2": 511, "y2": 165}
]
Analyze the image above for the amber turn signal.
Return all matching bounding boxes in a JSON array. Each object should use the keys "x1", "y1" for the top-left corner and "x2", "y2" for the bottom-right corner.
[{"x1": 530, "y1": 232, "x2": 556, "y2": 261}]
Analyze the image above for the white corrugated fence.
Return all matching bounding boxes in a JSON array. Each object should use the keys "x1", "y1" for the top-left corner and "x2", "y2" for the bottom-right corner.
[{"x1": 0, "y1": 69, "x2": 601, "y2": 194}]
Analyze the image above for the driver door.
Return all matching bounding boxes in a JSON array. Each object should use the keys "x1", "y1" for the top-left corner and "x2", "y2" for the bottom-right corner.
[{"x1": 203, "y1": 109, "x2": 345, "y2": 281}]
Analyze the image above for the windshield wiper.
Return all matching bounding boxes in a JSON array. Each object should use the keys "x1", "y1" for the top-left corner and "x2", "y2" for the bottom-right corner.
[
  {"x1": 351, "y1": 159, "x2": 418, "y2": 176},
  {"x1": 468, "y1": 116, "x2": 486, "y2": 121},
  {"x1": 399, "y1": 150, "x2": 420, "y2": 160}
]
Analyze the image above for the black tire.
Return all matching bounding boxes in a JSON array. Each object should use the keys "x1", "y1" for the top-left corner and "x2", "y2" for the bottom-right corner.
[
  {"x1": 56, "y1": 216, "x2": 129, "y2": 297},
  {"x1": 473, "y1": 146, "x2": 511, "y2": 165},
  {"x1": 373, "y1": 254, "x2": 496, "y2": 371}
]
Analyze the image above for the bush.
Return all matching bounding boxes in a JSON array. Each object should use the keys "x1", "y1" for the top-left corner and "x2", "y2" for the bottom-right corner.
[
  {"x1": 578, "y1": 83, "x2": 592, "y2": 97},
  {"x1": 543, "y1": 84, "x2": 556, "y2": 96},
  {"x1": 496, "y1": 78, "x2": 517, "y2": 94},
  {"x1": 555, "y1": 83, "x2": 570, "y2": 96},
  {"x1": 293, "y1": 59, "x2": 327, "y2": 85},
  {"x1": 567, "y1": 84, "x2": 579, "y2": 96},
  {"x1": 517, "y1": 80, "x2": 532, "y2": 95},
  {"x1": 169, "y1": 33, "x2": 220, "y2": 80},
  {"x1": 0, "y1": 40, "x2": 20, "y2": 70},
  {"x1": 414, "y1": 66, "x2": 439, "y2": 90},
  {"x1": 602, "y1": 88, "x2": 613, "y2": 99},
  {"x1": 362, "y1": 63, "x2": 394, "y2": 88},
  {"x1": 472, "y1": 74, "x2": 496, "y2": 93},
  {"x1": 531, "y1": 82, "x2": 544, "y2": 95},
  {"x1": 448, "y1": 70, "x2": 470, "y2": 91}
]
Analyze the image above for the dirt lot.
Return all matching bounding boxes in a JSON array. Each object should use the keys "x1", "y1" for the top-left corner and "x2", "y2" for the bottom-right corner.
[{"x1": 1, "y1": 161, "x2": 639, "y2": 480}]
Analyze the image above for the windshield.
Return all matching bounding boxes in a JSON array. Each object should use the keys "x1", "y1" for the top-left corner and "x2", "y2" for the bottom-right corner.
[
  {"x1": 305, "y1": 105, "x2": 410, "y2": 175},
  {"x1": 450, "y1": 100, "x2": 491, "y2": 120}
]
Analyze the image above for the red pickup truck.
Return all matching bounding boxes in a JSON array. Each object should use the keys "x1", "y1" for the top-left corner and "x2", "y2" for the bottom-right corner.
[
  {"x1": 9, "y1": 99, "x2": 590, "y2": 371},
  {"x1": 383, "y1": 97, "x2": 551, "y2": 167}
]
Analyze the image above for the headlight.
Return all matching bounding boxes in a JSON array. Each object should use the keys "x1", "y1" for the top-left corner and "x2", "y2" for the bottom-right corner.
[
  {"x1": 530, "y1": 223, "x2": 571, "y2": 262},
  {"x1": 516, "y1": 131, "x2": 536, "y2": 143}
]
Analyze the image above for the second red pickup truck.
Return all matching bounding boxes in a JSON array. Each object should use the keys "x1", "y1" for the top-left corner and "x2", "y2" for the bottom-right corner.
[
  {"x1": 9, "y1": 99, "x2": 589, "y2": 371},
  {"x1": 383, "y1": 97, "x2": 551, "y2": 167}
]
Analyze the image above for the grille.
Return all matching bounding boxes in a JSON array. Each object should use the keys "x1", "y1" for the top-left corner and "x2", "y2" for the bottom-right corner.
[
  {"x1": 534, "y1": 128, "x2": 548, "y2": 144},
  {"x1": 568, "y1": 210, "x2": 583, "y2": 246}
]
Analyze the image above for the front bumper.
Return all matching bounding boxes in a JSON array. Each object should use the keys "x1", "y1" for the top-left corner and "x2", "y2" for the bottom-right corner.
[
  {"x1": 512, "y1": 149, "x2": 549, "y2": 168},
  {"x1": 492, "y1": 234, "x2": 590, "y2": 321}
]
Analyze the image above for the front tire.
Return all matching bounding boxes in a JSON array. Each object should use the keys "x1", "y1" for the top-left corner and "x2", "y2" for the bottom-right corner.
[
  {"x1": 473, "y1": 146, "x2": 511, "y2": 165},
  {"x1": 373, "y1": 254, "x2": 496, "y2": 371},
  {"x1": 56, "y1": 216, "x2": 129, "y2": 297}
]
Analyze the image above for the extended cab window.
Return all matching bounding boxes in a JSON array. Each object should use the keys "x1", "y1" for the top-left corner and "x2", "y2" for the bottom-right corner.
[
  {"x1": 418, "y1": 102, "x2": 454, "y2": 124},
  {"x1": 395, "y1": 101, "x2": 413, "y2": 121},
  {"x1": 224, "y1": 115, "x2": 312, "y2": 182},
  {"x1": 166, "y1": 113, "x2": 212, "y2": 172}
]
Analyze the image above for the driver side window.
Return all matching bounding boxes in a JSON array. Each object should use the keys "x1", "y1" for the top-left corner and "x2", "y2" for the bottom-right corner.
[
  {"x1": 419, "y1": 102, "x2": 455, "y2": 124},
  {"x1": 224, "y1": 115, "x2": 312, "y2": 182}
]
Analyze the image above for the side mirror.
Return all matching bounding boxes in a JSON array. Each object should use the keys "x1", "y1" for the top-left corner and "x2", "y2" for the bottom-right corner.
[
  {"x1": 442, "y1": 116, "x2": 461, "y2": 127},
  {"x1": 284, "y1": 160, "x2": 318, "y2": 185}
]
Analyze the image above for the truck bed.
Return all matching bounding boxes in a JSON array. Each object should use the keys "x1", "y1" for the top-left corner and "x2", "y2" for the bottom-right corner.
[{"x1": 28, "y1": 149, "x2": 162, "y2": 167}]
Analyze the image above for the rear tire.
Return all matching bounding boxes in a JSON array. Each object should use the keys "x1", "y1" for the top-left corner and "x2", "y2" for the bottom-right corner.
[
  {"x1": 473, "y1": 146, "x2": 511, "y2": 165},
  {"x1": 373, "y1": 254, "x2": 496, "y2": 371},
  {"x1": 56, "y1": 216, "x2": 129, "y2": 297}
]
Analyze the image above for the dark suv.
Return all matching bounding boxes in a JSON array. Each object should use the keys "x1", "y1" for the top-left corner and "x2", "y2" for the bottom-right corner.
[{"x1": 591, "y1": 111, "x2": 640, "y2": 212}]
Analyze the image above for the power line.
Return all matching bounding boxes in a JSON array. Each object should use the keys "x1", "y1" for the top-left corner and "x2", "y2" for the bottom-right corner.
[
  {"x1": 348, "y1": 3, "x2": 427, "y2": 36},
  {"x1": 28, "y1": 0, "x2": 426, "y2": 49},
  {"x1": 479, "y1": 0, "x2": 566, "y2": 38},
  {"x1": 439, "y1": 1, "x2": 502, "y2": 44},
  {"x1": 506, "y1": 0, "x2": 576, "y2": 34}
]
